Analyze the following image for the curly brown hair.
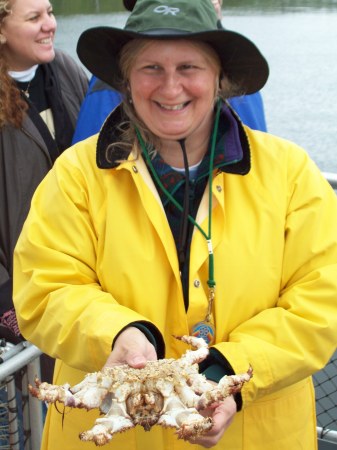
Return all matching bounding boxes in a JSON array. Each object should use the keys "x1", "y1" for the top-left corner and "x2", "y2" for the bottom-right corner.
[{"x1": 0, "y1": 0, "x2": 28, "y2": 128}]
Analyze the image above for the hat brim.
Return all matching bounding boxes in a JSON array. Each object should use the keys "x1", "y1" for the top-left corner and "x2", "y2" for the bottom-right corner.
[{"x1": 77, "y1": 27, "x2": 269, "y2": 95}]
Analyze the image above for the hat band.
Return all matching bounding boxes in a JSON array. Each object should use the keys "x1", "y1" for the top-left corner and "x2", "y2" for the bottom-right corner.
[{"x1": 133, "y1": 28, "x2": 194, "y2": 36}]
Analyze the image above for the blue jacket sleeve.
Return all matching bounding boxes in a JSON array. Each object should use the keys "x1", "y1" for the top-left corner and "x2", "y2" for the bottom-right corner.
[
  {"x1": 72, "y1": 76, "x2": 123, "y2": 144},
  {"x1": 229, "y1": 92, "x2": 267, "y2": 132}
]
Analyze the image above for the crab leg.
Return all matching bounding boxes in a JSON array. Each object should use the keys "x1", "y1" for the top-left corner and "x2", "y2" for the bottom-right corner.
[
  {"x1": 174, "y1": 335, "x2": 209, "y2": 364},
  {"x1": 80, "y1": 401, "x2": 135, "y2": 446},
  {"x1": 197, "y1": 366, "x2": 253, "y2": 410},
  {"x1": 157, "y1": 396, "x2": 213, "y2": 439},
  {"x1": 29, "y1": 371, "x2": 114, "y2": 410},
  {"x1": 28, "y1": 379, "x2": 76, "y2": 406}
]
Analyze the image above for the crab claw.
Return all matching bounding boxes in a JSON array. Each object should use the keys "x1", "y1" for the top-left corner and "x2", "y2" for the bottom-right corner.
[
  {"x1": 176, "y1": 414, "x2": 213, "y2": 440},
  {"x1": 80, "y1": 416, "x2": 134, "y2": 446},
  {"x1": 28, "y1": 378, "x2": 74, "y2": 405},
  {"x1": 174, "y1": 335, "x2": 209, "y2": 364}
]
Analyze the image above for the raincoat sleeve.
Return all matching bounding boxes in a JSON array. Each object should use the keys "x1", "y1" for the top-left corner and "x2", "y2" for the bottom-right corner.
[
  {"x1": 13, "y1": 144, "x2": 163, "y2": 374},
  {"x1": 213, "y1": 138, "x2": 337, "y2": 407}
]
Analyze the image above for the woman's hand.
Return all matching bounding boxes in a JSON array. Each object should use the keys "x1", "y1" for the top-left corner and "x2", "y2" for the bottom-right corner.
[
  {"x1": 103, "y1": 326, "x2": 157, "y2": 369},
  {"x1": 188, "y1": 395, "x2": 237, "y2": 448}
]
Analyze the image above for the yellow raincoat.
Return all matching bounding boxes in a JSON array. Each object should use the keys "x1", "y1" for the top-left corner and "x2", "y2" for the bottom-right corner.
[{"x1": 14, "y1": 115, "x2": 337, "y2": 449}]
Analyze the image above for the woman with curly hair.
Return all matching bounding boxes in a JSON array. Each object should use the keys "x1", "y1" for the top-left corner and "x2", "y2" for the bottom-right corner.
[{"x1": 0, "y1": 0, "x2": 88, "y2": 346}]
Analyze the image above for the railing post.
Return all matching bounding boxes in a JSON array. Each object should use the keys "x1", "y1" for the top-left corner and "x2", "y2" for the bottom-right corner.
[
  {"x1": 26, "y1": 357, "x2": 43, "y2": 450},
  {"x1": 22, "y1": 369, "x2": 31, "y2": 450},
  {"x1": 7, "y1": 375, "x2": 20, "y2": 449}
]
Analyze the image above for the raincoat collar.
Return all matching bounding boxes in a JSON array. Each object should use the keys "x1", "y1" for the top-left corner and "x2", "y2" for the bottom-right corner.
[{"x1": 96, "y1": 101, "x2": 251, "y2": 175}]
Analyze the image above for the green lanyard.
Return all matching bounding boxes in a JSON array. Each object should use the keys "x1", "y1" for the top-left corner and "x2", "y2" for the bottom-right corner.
[{"x1": 135, "y1": 99, "x2": 222, "y2": 305}]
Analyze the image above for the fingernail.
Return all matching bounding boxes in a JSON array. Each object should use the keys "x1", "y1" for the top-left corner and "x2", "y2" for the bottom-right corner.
[{"x1": 130, "y1": 356, "x2": 146, "y2": 367}]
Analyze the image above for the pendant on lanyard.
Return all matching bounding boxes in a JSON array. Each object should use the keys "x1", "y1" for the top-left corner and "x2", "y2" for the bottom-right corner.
[{"x1": 191, "y1": 285, "x2": 215, "y2": 345}]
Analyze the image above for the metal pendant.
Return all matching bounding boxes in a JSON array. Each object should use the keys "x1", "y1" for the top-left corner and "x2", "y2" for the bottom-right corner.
[{"x1": 191, "y1": 320, "x2": 215, "y2": 345}]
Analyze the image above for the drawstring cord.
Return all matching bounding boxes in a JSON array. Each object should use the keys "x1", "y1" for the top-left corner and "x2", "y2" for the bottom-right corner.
[
  {"x1": 177, "y1": 138, "x2": 190, "y2": 268},
  {"x1": 135, "y1": 98, "x2": 222, "y2": 292}
]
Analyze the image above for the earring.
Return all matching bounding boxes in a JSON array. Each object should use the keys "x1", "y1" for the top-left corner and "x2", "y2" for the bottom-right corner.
[{"x1": 0, "y1": 34, "x2": 6, "y2": 45}]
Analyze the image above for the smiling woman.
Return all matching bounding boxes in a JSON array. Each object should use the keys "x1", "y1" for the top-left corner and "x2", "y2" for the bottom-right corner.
[
  {"x1": 0, "y1": 1, "x2": 88, "y2": 442},
  {"x1": 0, "y1": 0, "x2": 88, "y2": 362},
  {"x1": 1, "y1": 0, "x2": 56, "y2": 70},
  {"x1": 124, "y1": 39, "x2": 222, "y2": 165}
]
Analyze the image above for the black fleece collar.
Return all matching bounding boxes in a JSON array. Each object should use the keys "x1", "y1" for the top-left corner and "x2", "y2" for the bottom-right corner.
[{"x1": 96, "y1": 102, "x2": 251, "y2": 175}]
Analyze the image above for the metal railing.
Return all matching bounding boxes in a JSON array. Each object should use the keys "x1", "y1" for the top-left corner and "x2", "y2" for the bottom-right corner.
[
  {"x1": 0, "y1": 342, "x2": 43, "y2": 450},
  {"x1": 315, "y1": 353, "x2": 337, "y2": 447},
  {"x1": 323, "y1": 172, "x2": 337, "y2": 189}
]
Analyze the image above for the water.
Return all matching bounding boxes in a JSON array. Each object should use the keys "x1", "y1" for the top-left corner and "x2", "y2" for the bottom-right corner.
[{"x1": 55, "y1": 6, "x2": 337, "y2": 173}]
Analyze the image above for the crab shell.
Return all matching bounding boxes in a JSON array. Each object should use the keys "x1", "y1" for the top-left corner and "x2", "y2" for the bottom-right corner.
[{"x1": 29, "y1": 335, "x2": 252, "y2": 446}]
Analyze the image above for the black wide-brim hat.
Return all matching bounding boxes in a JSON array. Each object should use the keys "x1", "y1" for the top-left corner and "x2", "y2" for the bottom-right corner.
[{"x1": 77, "y1": 0, "x2": 269, "y2": 95}]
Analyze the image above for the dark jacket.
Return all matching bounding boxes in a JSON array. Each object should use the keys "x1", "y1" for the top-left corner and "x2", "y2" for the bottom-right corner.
[{"x1": 0, "y1": 50, "x2": 88, "y2": 340}]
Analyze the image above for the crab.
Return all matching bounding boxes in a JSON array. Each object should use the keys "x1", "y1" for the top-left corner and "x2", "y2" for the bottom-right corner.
[{"x1": 29, "y1": 335, "x2": 252, "y2": 446}]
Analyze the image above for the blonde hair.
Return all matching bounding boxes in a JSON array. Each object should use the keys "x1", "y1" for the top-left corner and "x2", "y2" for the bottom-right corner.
[
  {"x1": 0, "y1": 0, "x2": 11, "y2": 16},
  {"x1": 0, "y1": 0, "x2": 29, "y2": 128}
]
